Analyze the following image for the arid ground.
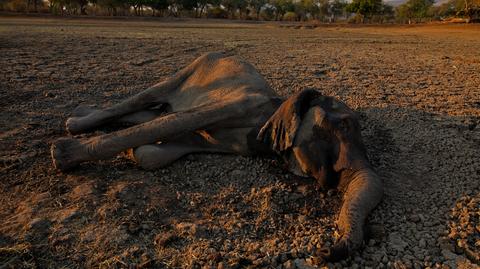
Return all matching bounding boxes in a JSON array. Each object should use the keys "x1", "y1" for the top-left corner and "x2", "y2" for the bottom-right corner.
[{"x1": 0, "y1": 17, "x2": 479, "y2": 268}]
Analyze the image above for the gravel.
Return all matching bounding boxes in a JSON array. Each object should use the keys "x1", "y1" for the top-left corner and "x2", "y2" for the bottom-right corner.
[{"x1": 0, "y1": 17, "x2": 479, "y2": 268}]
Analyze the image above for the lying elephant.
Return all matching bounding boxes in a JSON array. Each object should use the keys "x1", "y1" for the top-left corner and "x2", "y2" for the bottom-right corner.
[{"x1": 51, "y1": 52, "x2": 383, "y2": 262}]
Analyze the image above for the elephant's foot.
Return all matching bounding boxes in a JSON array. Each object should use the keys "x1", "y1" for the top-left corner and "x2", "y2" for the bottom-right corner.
[
  {"x1": 51, "y1": 138, "x2": 86, "y2": 172},
  {"x1": 67, "y1": 105, "x2": 103, "y2": 134},
  {"x1": 317, "y1": 237, "x2": 351, "y2": 262},
  {"x1": 66, "y1": 116, "x2": 92, "y2": 135}
]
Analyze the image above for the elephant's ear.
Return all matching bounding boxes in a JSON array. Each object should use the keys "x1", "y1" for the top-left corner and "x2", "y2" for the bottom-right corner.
[{"x1": 257, "y1": 89, "x2": 323, "y2": 153}]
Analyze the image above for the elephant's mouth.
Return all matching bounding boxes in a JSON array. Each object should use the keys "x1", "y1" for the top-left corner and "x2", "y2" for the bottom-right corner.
[{"x1": 284, "y1": 150, "x2": 310, "y2": 178}]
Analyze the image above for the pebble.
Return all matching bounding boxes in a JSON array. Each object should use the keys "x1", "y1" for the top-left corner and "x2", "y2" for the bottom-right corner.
[
  {"x1": 441, "y1": 249, "x2": 457, "y2": 261},
  {"x1": 27, "y1": 218, "x2": 52, "y2": 231},
  {"x1": 408, "y1": 214, "x2": 421, "y2": 223},
  {"x1": 388, "y1": 232, "x2": 408, "y2": 252},
  {"x1": 283, "y1": 260, "x2": 295, "y2": 269}
]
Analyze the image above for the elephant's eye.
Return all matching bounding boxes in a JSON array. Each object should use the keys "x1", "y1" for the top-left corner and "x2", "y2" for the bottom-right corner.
[
  {"x1": 313, "y1": 126, "x2": 331, "y2": 141},
  {"x1": 338, "y1": 119, "x2": 350, "y2": 133}
]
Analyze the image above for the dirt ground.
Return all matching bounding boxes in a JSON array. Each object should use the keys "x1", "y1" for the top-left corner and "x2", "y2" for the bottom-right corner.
[{"x1": 0, "y1": 17, "x2": 479, "y2": 268}]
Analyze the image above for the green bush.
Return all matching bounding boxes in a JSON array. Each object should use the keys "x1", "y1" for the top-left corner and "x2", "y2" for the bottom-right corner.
[
  {"x1": 260, "y1": 6, "x2": 276, "y2": 20},
  {"x1": 347, "y1": 13, "x2": 364, "y2": 23},
  {"x1": 0, "y1": 0, "x2": 27, "y2": 12},
  {"x1": 283, "y1": 11, "x2": 297, "y2": 20},
  {"x1": 1, "y1": 0, "x2": 48, "y2": 12},
  {"x1": 207, "y1": 6, "x2": 228, "y2": 18}
]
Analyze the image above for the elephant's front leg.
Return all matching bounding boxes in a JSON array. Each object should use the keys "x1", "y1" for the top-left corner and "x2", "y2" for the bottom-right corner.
[
  {"x1": 319, "y1": 168, "x2": 383, "y2": 261},
  {"x1": 51, "y1": 98, "x2": 252, "y2": 171}
]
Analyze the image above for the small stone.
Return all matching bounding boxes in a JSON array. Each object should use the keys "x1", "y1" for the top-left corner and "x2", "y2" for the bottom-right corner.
[
  {"x1": 44, "y1": 91, "x2": 55, "y2": 98},
  {"x1": 298, "y1": 215, "x2": 308, "y2": 223},
  {"x1": 154, "y1": 232, "x2": 179, "y2": 247},
  {"x1": 419, "y1": 238, "x2": 426, "y2": 248},
  {"x1": 294, "y1": 258, "x2": 316, "y2": 269},
  {"x1": 82, "y1": 231, "x2": 95, "y2": 243},
  {"x1": 175, "y1": 222, "x2": 207, "y2": 238},
  {"x1": 408, "y1": 214, "x2": 421, "y2": 223},
  {"x1": 69, "y1": 181, "x2": 95, "y2": 201},
  {"x1": 231, "y1": 169, "x2": 246, "y2": 178},
  {"x1": 27, "y1": 218, "x2": 52, "y2": 232},
  {"x1": 404, "y1": 254, "x2": 414, "y2": 261},
  {"x1": 388, "y1": 232, "x2": 408, "y2": 252},
  {"x1": 57, "y1": 207, "x2": 81, "y2": 223},
  {"x1": 371, "y1": 253, "x2": 382, "y2": 262},
  {"x1": 382, "y1": 255, "x2": 388, "y2": 263},
  {"x1": 441, "y1": 249, "x2": 457, "y2": 261},
  {"x1": 283, "y1": 259, "x2": 295, "y2": 269},
  {"x1": 438, "y1": 237, "x2": 454, "y2": 252}
]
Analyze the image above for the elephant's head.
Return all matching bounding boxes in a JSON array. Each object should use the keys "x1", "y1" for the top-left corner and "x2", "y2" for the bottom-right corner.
[{"x1": 257, "y1": 89, "x2": 383, "y2": 261}]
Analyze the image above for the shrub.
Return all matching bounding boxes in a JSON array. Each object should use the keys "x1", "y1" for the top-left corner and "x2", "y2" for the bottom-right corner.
[
  {"x1": 260, "y1": 6, "x2": 276, "y2": 20},
  {"x1": 283, "y1": 11, "x2": 297, "y2": 20},
  {"x1": 0, "y1": 0, "x2": 27, "y2": 12},
  {"x1": 207, "y1": 6, "x2": 228, "y2": 18},
  {"x1": 347, "y1": 13, "x2": 364, "y2": 23}
]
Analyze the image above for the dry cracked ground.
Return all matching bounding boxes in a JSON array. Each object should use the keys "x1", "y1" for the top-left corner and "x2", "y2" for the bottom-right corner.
[{"x1": 0, "y1": 17, "x2": 479, "y2": 268}]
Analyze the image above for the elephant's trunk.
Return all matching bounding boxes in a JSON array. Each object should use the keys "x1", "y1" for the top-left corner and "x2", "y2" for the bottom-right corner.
[{"x1": 320, "y1": 167, "x2": 383, "y2": 261}]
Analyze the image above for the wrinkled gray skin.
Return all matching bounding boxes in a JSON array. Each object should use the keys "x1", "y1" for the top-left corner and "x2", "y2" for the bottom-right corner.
[{"x1": 51, "y1": 52, "x2": 383, "y2": 262}]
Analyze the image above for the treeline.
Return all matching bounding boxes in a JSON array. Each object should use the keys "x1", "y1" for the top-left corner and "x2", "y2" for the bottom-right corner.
[{"x1": 0, "y1": 0, "x2": 479, "y2": 22}]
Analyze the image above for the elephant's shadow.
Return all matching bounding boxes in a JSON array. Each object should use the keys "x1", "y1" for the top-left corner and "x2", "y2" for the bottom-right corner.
[{"x1": 357, "y1": 105, "x2": 479, "y2": 256}]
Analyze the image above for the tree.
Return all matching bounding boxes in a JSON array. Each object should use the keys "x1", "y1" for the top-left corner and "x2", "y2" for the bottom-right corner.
[
  {"x1": 396, "y1": 2, "x2": 413, "y2": 22},
  {"x1": 147, "y1": 0, "x2": 169, "y2": 16},
  {"x1": 295, "y1": 0, "x2": 319, "y2": 20},
  {"x1": 76, "y1": 0, "x2": 88, "y2": 14},
  {"x1": 396, "y1": 0, "x2": 434, "y2": 23},
  {"x1": 380, "y1": 3, "x2": 394, "y2": 20},
  {"x1": 331, "y1": 0, "x2": 347, "y2": 21},
  {"x1": 270, "y1": 0, "x2": 295, "y2": 20},
  {"x1": 96, "y1": 0, "x2": 124, "y2": 15},
  {"x1": 26, "y1": 0, "x2": 42, "y2": 12},
  {"x1": 249, "y1": 0, "x2": 267, "y2": 19},
  {"x1": 195, "y1": 0, "x2": 220, "y2": 18},
  {"x1": 318, "y1": 0, "x2": 330, "y2": 21},
  {"x1": 222, "y1": 0, "x2": 242, "y2": 18},
  {"x1": 260, "y1": 4, "x2": 276, "y2": 20},
  {"x1": 128, "y1": 0, "x2": 150, "y2": 15},
  {"x1": 346, "y1": 0, "x2": 383, "y2": 22},
  {"x1": 458, "y1": 0, "x2": 480, "y2": 21},
  {"x1": 430, "y1": 0, "x2": 457, "y2": 18}
]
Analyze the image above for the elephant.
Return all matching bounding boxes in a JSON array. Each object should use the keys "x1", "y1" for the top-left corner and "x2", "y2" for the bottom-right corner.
[{"x1": 51, "y1": 52, "x2": 383, "y2": 262}]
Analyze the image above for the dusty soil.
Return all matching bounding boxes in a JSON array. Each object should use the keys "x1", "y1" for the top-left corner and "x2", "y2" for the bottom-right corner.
[{"x1": 1, "y1": 17, "x2": 479, "y2": 268}]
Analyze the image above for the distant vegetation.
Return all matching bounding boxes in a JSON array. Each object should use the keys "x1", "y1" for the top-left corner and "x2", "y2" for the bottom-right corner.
[{"x1": 0, "y1": 0, "x2": 478, "y2": 23}]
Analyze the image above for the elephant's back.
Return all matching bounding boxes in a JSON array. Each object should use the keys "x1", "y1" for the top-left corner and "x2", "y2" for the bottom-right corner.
[{"x1": 168, "y1": 53, "x2": 277, "y2": 111}]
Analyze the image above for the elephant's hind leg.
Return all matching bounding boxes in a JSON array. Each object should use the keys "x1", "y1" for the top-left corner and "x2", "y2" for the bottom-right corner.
[
  {"x1": 132, "y1": 144, "x2": 186, "y2": 170},
  {"x1": 71, "y1": 104, "x2": 168, "y2": 128},
  {"x1": 65, "y1": 52, "x2": 224, "y2": 135},
  {"x1": 65, "y1": 63, "x2": 194, "y2": 135},
  {"x1": 51, "y1": 96, "x2": 255, "y2": 172},
  {"x1": 131, "y1": 142, "x2": 228, "y2": 170}
]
